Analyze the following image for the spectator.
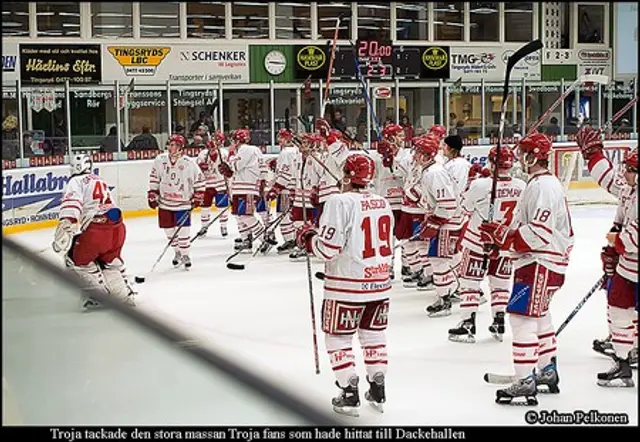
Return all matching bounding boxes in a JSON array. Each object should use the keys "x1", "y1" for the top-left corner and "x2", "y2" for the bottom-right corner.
[
  {"x1": 332, "y1": 109, "x2": 347, "y2": 133},
  {"x1": 99, "y1": 126, "x2": 124, "y2": 153},
  {"x1": 546, "y1": 117, "x2": 560, "y2": 136},
  {"x1": 400, "y1": 115, "x2": 414, "y2": 141},
  {"x1": 190, "y1": 111, "x2": 212, "y2": 135},
  {"x1": 125, "y1": 126, "x2": 159, "y2": 151}
]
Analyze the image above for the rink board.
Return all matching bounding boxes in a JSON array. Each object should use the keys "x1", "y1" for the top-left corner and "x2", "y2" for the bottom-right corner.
[{"x1": 2, "y1": 140, "x2": 636, "y2": 234}]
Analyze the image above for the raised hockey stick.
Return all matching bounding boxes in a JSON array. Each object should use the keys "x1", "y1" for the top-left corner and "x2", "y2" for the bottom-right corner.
[
  {"x1": 225, "y1": 207, "x2": 292, "y2": 270},
  {"x1": 483, "y1": 273, "x2": 607, "y2": 384},
  {"x1": 300, "y1": 157, "x2": 321, "y2": 375},
  {"x1": 134, "y1": 210, "x2": 191, "y2": 283},
  {"x1": 321, "y1": 13, "x2": 347, "y2": 117},
  {"x1": 604, "y1": 94, "x2": 638, "y2": 135}
]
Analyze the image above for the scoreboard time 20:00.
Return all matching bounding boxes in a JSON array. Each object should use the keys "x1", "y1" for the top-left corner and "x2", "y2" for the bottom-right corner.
[{"x1": 332, "y1": 39, "x2": 395, "y2": 80}]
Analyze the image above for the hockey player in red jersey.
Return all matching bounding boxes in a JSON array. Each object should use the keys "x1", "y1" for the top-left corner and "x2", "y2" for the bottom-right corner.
[
  {"x1": 218, "y1": 128, "x2": 264, "y2": 253},
  {"x1": 196, "y1": 131, "x2": 230, "y2": 237},
  {"x1": 266, "y1": 128, "x2": 299, "y2": 254},
  {"x1": 53, "y1": 154, "x2": 136, "y2": 309},
  {"x1": 148, "y1": 135, "x2": 206, "y2": 269},
  {"x1": 449, "y1": 145, "x2": 526, "y2": 343},
  {"x1": 576, "y1": 126, "x2": 638, "y2": 384},
  {"x1": 296, "y1": 153, "x2": 393, "y2": 417},
  {"x1": 479, "y1": 133, "x2": 573, "y2": 405}
]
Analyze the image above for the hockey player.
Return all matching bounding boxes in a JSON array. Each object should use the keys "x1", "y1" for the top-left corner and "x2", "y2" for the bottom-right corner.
[
  {"x1": 53, "y1": 153, "x2": 135, "y2": 309},
  {"x1": 196, "y1": 131, "x2": 230, "y2": 237},
  {"x1": 410, "y1": 135, "x2": 460, "y2": 317},
  {"x1": 314, "y1": 130, "x2": 344, "y2": 225},
  {"x1": 266, "y1": 128, "x2": 298, "y2": 255},
  {"x1": 479, "y1": 133, "x2": 573, "y2": 405},
  {"x1": 148, "y1": 135, "x2": 205, "y2": 268},
  {"x1": 576, "y1": 126, "x2": 638, "y2": 385},
  {"x1": 288, "y1": 132, "x2": 321, "y2": 261},
  {"x1": 296, "y1": 153, "x2": 393, "y2": 417},
  {"x1": 256, "y1": 145, "x2": 276, "y2": 252},
  {"x1": 218, "y1": 128, "x2": 264, "y2": 253},
  {"x1": 449, "y1": 145, "x2": 526, "y2": 343}
]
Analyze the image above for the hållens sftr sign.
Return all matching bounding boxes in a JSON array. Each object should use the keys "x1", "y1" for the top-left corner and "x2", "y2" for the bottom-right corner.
[
  {"x1": 103, "y1": 44, "x2": 249, "y2": 84},
  {"x1": 19, "y1": 44, "x2": 102, "y2": 85}
]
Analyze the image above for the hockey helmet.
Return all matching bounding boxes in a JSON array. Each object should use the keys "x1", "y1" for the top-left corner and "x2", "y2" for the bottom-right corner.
[
  {"x1": 315, "y1": 117, "x2": 332, "y2": 137},
  {"x1": 278, "y1": 128, "x2": 293, "y2": 143},
  {"x1": 516, "y1": 132, "x2": 552, "y2": 161},
  {"x1": 69, "y1": 153, "x2": 93, "y2": 176},
  {"x1": 382, "y1": 123, "x2": 404, "y2": 140},
  {"x1": 624, "y1": 148, "x2": 638, "y2": 172},
  {"x1": 343, "y1": 154, "x2": 375, "y2": 186},
  {"x1": 576, "y1": 125, "x2": 603, "y2": 153},
  {"x1": 168, "y1": 134, "x2": 186, "y2": 148},
  {"x1": 428, "y1": 124, "x2": 447, "y2": 141},
  {"x1": 231, "y1": 128, "x2": 251, "y2": 144},
  {"x1": 326, "y1": 129, "x2": 343, "y2": 146},
  {"x1": 413, "y1": 135, "x2": 440, "y2": 162},
  {"x1": 489, "y1": 145, "x2": 516, "y2": 169}
]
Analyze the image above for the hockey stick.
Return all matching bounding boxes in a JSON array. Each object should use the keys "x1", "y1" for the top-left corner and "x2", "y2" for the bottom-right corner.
[
  {"x1": 604, "y1": 94, "x2": 638, "y2": 136},
  {"x1": 483, "y1": 273, "x2": 607, "y2": 384},
  {"x1": 134, "y1": 210, "x2": 191, "y2": 283},
  {"x1": 300, "y1": 157, "x2": 321, "y2": 375},
  {"x1": 190, "y1": 206, "x2": 231, "y2": 243},
  {"x1": 321, "y1": 13, "x2": 347, "y2": 117},
  {"x1": 225, "y1": 207, "x2": 292, "y2": 270}
]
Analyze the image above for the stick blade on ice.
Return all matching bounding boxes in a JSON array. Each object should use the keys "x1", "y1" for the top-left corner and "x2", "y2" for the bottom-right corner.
[{"x1": 226, "y1": 262, "x2": 246, "y2": 270}]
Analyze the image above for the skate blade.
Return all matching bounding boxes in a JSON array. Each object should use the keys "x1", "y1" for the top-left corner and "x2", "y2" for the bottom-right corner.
[
  {"x1": 479, "y1": 297, "x2": 488, "y2": 305},
  {"x1": 536, "y1": 385, "x2": 560, "y2": 394},
  {"x1": 448, "y1": 335, "x2": 475, "y2": 343},
  {"x1": 427, "y1": 309, "x2": 452, "y2": 318},
  {"x1": 368, "y1": 401, "x2": 384, "y2": 413},
  {"x1": 333, "y1": 406, "x2": 359, "y2": 417},
  {"x1": 416, "y1": 285, "x2": 435, "y2": 292},
  {"x1": 597, "y1": 378, "x2": 635, "y2": 388},
  {"x1": 495, "y1": 396, "x2": 538, "y2": 406},
  {"x1": 402, "y1": 283, "x2": 418, "y2": 288},
  {"x1": 491, "y1": 333, "x2": 504, "y2": 342}
]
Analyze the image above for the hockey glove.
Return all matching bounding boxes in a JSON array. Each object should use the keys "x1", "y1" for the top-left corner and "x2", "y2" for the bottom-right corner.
[
  {"x1": 267, "y1": 158, "x2": 278, "y2": 173},
  {"x1": 480, "y1": 168, "x2": 491, "y2": 177},
  {"x1": 468, "y1": 163, "x2": 483, "y2": 179},
  {"x1": 192, "y1": 191, "x2": 205, "y2": 208},
  {"x1": 218, "y1": 162, "x2": 234, "y2": 179},
  {"x1": 266, "y1": 183, "x2": 284, "y2": 201},
  {"x1": 147, "y1": 190, "x2": 160, "y2": 209},
  {"x1": 576, "y1": 126, "x2": 604, "y2": 162},
  {"x1": 296, "y1": 222, "x2": 317, "y2": 252},
  {"x1": 198, "y1": 162, "x2": 209, "y2": 172},
  {"x1": 208, "y1": 149, "x2": 219, "y2": 163},
  {"x1": 52, "y1": 218, "x2": 78, "y2": 254},
  {"x1": 479, "y1": 221, "x2": 513, "y2": 248},
  {"x1": 601, "y1": 246, "x2": 619, "y2": 277},
  {"x1": 419, "y1": 215, "x2": 447, "y2": 241}
]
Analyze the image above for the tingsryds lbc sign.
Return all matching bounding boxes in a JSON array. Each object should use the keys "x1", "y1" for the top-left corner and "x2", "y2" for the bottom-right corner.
[{"x1": 19, "y1": 44, "x2": 102, "y2": 85}]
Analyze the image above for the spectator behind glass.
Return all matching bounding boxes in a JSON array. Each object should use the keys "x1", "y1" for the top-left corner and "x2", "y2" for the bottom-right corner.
[
  {"x1": 546, "y1": 117, "x2": 560, "y2": 136},
  {"x1": 125, "y1": 125, "x2": 159, "y2": 151},
  {"x1": 190, "y1": 111, "x2": 212, "y2": 135},
  {"x1": 99, "y1": 126, "x2": 125, "y2": 153},
  {"x1": 332, "y1": 109, "x2": 347, "y2": 132},
  {"x1": 400, "y1": 115, "x2": 414, "y2": 142}
]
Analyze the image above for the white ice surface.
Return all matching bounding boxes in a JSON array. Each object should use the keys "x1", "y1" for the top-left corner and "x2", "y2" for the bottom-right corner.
[{"x1": 9, "y1": 205, "x2": 638, "y2": 426}]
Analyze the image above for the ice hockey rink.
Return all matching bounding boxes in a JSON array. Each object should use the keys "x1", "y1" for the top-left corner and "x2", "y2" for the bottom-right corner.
[{"x1": 9, "y1": 204, "x2": 638, "y2": 426}]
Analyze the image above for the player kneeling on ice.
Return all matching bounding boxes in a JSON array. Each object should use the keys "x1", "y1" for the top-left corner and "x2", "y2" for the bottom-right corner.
[
  {"x1": 148, "y1": 135, "x2": 206, "y2": 269},
  {"x1": 479, "y1": 133, "x2": 574, "y2": 405},
  {"x1": 52, "y1": 154, "x2": 136, "y2": 310},
  {"x1": 449, "y1": 145, "x2": 525, "y2": 343},
  {"x1": 576, "y1": 126, "x2": 638, "y2": 386},
  {"x1": 296, "y1": 154, "x2": 393, "y2": 417}
]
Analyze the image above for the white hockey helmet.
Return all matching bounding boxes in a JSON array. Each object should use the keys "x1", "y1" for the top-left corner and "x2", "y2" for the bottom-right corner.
[{"x1": 70, "y1": 153, "x2": 93, "y2": 176}]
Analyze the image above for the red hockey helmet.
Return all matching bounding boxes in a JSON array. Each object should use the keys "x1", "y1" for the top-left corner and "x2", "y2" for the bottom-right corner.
[
  {"x1": 382, "y1": 123, "x2": 404, "y2": 139},
  {"x1": 413, "y1": 135, "x2": 439, "y2": 161},
  {"x1": 278, "y1": 128, "x2": 293, "y2": 142},
  {"x1": 428, "y1": 124, "x2": 447, "y2": 141},
  {"x1": 168, "y1": 134, "x2": 186, "y2": 148},
  {"x1": 516, "y1": 132, "x2": 552, "y2": 161},
  {"x1": 326, "y1": 129, "x2": 343, "y2": 145},
  {"x1": 301, "y1": 132, "x2": 323, "y2": 147},
  {"x1": 576, "y1": 125, "x2": 603, "y2": 152},
  {"x1": 315, "y1": 117, "x2": 331, "y2": 137},
  {"x1": 206, "y1": 131, "x2": 225, "y2": 149},
  {"x1": 343, "y1": 154, "x2": 375, "y2": 186},
  {"x1": 624, "y1": 149, "x2": 638, "y2": 172},
  {"x1": 489, "y1": 145, "x2": 516, "y2": 169},
  {"x1": 231, "y1": 128, "x2": 251, "y2": 144}
]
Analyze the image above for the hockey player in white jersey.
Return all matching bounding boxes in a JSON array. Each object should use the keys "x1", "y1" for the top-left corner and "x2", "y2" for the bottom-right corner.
[
  {"x1": 296, "y1": 153, "x2": 393, "y2": 417},
  {"x1": 218, "y1": 128, "x2": 264, "y2": 253},
  {"x1": 53, "y1": 154, "x2": 136, "y2": 310},
  {"x1": 196, "y1": 131, "x2": 230, "y2": 237},
  {"x1": 576, "y1": 126, "x2": 638, "y2": 385},
  {"x1": 479, "y1": 133, "x2": 573, "y2": 405},
  {"x1": 256, "y1": 146, "x2": 276, "y2": 252},
  {"x1": 448, "y1": 145, "x2": 526, "y2": 343},
  {"x1": 266, "y1": 128, "x2": 298, "y2": 255},
  {"x1": 148, "y1": 135, "x2": 206, "y2": 268},
  {"x1": 315, "y1": 129, "x2": 346, "y2": 224}
]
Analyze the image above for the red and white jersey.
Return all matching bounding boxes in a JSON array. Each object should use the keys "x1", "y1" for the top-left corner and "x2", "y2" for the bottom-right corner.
[
  {"x1": 196, "y1": 147, "x2": 229, "y2": 192},
  {"x1": 402, "y1": 160, "x2": 428, "y2": 215},
  {"x1": 417, "y1": 162, "x2": 459, "y2": 228},
  {"x1": 310, "y1": 190, "x2": 394, "y2": 302},
  {"x1": 273, "y1": 146, "x2": 299, "y2": 193},
  {"x1": 587, "y1": 154, "x2": 637, "y2": 282},
  {"x1": 444, "y1": 156, "x2": 472, "y2": 227},
  {"x1": 459, "y1": 175, "x2": 526, "y2": 254},
  {"x1": 149, "y1": 153, "x2": 206, "y2": 211},
  {"x1": 371, "y1": 152, "x2": 404, "y2": 211},
  {"x1": 509, "y1": 170, "x2": 574, "y2": 275},
  {"x1": 229, "y1": 143, "x2": 262, "y2": 196},
  {"x1": 393, "y1": 148, "x2": 413, "y2": 184},
  {"x1": 292, "y1": 153, "x2": 320, "y2": 208},
  {"x1": 59, "y1": 173, "x2": 117, "y2": 223},
  {"x1": 317, "y1": 143, "x2": 348, "y2": 203}
]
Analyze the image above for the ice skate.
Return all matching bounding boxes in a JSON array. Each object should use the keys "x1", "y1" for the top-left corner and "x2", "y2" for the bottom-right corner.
[
  {"x1": 402, "y1": 270, "x2": 421, "y2": 288},
  {"x1": 171, "y1": 250, "x2": 181, "y2": 267},
  {"x1": 448, "y1": 313, "x2": 476, "y2": 343},
  {"x1": 401, "y1": 265, "x2": 411, "y2": 277},
  {"x1": 235, "y1": 235, "x2": 253, "y2": 253},
  {"x1": 259, "y1": 231, "x2": 278, "y2": 255},
  {"x1": 479, "y1": 293, "x2": 488, "y2": 305},
  {"x1": 597, "y1": 356, "x2": 635, "y2": 387},
  {"x1": 332, "y1": 376, "x2": 360, "y2": 417},
  {"x1": 364, "y1": 372, "x2": 385, "y2": 413},
  {"x1": 220, "y1": 225, "x2": 228, "y2": 237},
  {"x1": 82, "y1": 298, "x2": 102, "y2": 311},
  {"x1": 277, "y1": 239, "x2": 296, "y2": 255},
  {"x1": 495, "y1": 375, "x2": 538, "y2": 406},
  {"x1": 182, "y1": 255, "x2": 192, "y2": 270},
  {"x1": 198, "y1": 224, "x2": 208, "y2": 237},
  {"x1": 489, "y1": 312, "x2": 505, "y2": 342},
  {"x1": 593, "y1": 334, "x2": 614, "y2": 357},
  {"x1": 535, "y1": 357, "x2": 560, "y2": 394},
  {"x1": 628, "y1": 347, "x2": 637, "y2": 369},
  {"x1": 426, "y1": 295, "x2": 452, "y2": 317},
  {"x1": 416, "y1": 272, "x2": 434, "y2": 291},
  {"x1": 289, "y1": 247, "x2": 308, "y2": 262},
  {"x1": 449, "y1": 290, "x2": 462, "y2": 303}
]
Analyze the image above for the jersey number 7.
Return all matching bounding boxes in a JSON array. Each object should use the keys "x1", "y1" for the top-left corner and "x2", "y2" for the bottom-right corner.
[{"x1": 361, "y1": 215, "x2": 392, "y2": 259}]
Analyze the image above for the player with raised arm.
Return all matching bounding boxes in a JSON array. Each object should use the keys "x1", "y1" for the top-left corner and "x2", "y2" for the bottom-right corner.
[
  {"x1": 576, "y1": 126, "x2": 638, "y2": 383},
  {"x1": 218, "y1": 128, "x2": 264, "y2": 253},
  {"x1": 148, "y1": 135, "x2": 205, "y2": 269},
  {"x1": 52, "y1": 154, "x2": 136, "y2": 310},
  {"x1": 296, "y1": 153, "x2": 393, "y2": 417},
  {"x1": 196, "y1": 131, "x2": 230, "y2": 237},
  {"x1": 449, "y1": 145, "x2": 526, "y2": 343},
  {"x1": 265, "y1": 129, "x2": 299, "y2": 255},
  {"x1": 479, "y1": 133, "x2": 573, "y2": 405}
]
